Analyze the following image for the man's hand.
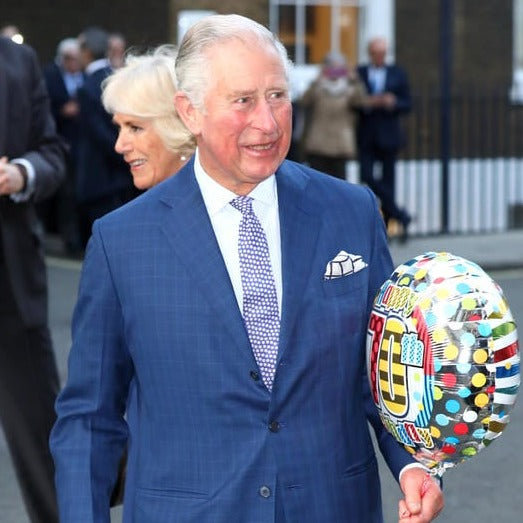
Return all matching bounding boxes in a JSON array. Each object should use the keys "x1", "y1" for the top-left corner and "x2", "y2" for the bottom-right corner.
[
  {"x1": 0, "y1": 156, "x2": 26, "y2": 195},
  {"x1": 398, "y1": 467, "x2": 444, "y2": 522},
  {"x1": 365, "y1": 92, "x2": 397, "y2": 110},
  {"x1": 61, "y1": 100, "x2": 80, "y2": 118}
]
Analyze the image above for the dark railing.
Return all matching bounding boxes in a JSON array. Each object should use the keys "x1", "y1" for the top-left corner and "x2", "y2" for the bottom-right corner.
[
  {"x1": 402, "y1": 84, "x2": 523, "y2": 160},
  {"x1": 390, "y1": 85, "x2": 523, "y2": 235},
  {"x1": 344, "y1": 86, "x2": 523, "y2": 235}
]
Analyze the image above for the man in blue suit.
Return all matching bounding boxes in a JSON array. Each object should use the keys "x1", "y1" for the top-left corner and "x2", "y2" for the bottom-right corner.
[
  {"x1": 357, "y1": 37, "x2": 412, "y2": 241},
  {"x1": 50, "y1": 15, "x2": 443, "y2": 523}
]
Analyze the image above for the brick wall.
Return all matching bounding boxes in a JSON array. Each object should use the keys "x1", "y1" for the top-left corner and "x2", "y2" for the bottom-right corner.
[
  {"x1": 2, "y1": 0, "x2": 513, "y2": 94},
  {"x1": 1, "y1": 1, "x2": 268, "y2": 66},
  {"x1": 396, "y1": 0, "x2": 512, "y2": 91},
  {"x1": 2, "y1": 1, "x2": 171, "y2": 65}
]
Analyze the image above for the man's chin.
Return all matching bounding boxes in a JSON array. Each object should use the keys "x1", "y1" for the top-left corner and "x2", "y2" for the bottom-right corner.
[{"x1": 241, "y1": 158, "x2": 282, "y2": 178}]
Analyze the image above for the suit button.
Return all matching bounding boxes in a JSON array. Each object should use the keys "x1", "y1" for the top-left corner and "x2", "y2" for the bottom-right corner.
[
  {"x1": 250, "y1": 370, "x2": 260, "y2": 381},
  {"x1": 268, "y1": 420, "x2": 280, "y2": 432},
  {"x1": 259, "y1": 485, "x2": 271, "y2": 498}
]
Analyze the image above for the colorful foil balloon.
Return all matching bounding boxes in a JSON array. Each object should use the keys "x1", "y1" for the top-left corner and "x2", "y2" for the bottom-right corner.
[{"x1": 367, "y1": 252, "x2": 519, "y2": 477}]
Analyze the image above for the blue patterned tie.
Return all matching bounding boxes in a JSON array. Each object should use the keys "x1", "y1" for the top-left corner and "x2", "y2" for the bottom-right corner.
[{"x1": 230, "y1": 196, "x2": 280, "y2": 390}]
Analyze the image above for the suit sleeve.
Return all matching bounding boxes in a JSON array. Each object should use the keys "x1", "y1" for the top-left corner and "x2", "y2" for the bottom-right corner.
[
  {"x1": 20, "y1": 44, "x2": 66, "y2": 202},
  {"x1": 360, "y1": 186, "x2": 417, "y2": 479},
  {"x1": 50, "y1": 220, "x2": 133, "y2": 522},
  {"x1": 391, "y1": 66, "x2": 412, "y2": 115}
]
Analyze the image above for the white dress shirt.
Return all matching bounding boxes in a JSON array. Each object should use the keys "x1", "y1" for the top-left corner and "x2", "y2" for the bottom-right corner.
[
  {"x1": 368, "y1": 66, "x2": 387, "y2": 94},
  {"x1": 193, "y1": 149, "x2": 283, "y2": 315},
  {"x1": 85, "y1": 58, "x2": 110, "y2": 76}
]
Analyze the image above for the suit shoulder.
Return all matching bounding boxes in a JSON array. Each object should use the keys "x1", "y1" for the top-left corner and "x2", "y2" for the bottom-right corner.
[
  {"x1": 282, "y1": 160, "x2": 377, "y2": 207},
  {"x1": 389, "y1": 64, "x2": 409, "y2": 77},
  {"x1": 313, "y1": 174, "x2": 376, "y2": 209},
  {"x1": 94, "y1": 191, "x2": 147, "y2": 229},
  {"x1": 0, "y1": 37, "x2": 36, "y2": 66},
  {"x1": 43, "y1": 62, "x2": 60, "y2": 78}
]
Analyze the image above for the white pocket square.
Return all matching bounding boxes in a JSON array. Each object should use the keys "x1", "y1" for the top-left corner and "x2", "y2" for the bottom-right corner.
[{"x1": 324, "y1": 250, "x2": 368, "y2": 280}]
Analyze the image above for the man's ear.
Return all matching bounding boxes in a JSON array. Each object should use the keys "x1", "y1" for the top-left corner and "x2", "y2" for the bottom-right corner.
[{"x1": 174, "y1": 92, "x2": 202, "y2": 135}]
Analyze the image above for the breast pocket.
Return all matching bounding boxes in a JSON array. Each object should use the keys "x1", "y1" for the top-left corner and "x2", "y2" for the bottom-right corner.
[{"x1": 322, "y1": 269, "x2": 368, "y2": 297}]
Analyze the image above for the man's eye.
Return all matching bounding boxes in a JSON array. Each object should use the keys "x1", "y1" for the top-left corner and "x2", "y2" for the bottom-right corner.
[
  {"x1": 130, "y1": 125, "x2": 142, "y2": 132},
  {"x1": 269, "y1": 91, "x2": 287, "y2": 101},
  {"x1": 236, "y1": 97, "x2": 250, "y2": 104}
]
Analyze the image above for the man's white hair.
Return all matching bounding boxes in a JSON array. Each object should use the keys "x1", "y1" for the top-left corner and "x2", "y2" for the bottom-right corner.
[
  {"x1": 175, "y1": 14, "x2": 293, "y2": 110},
  {"x1": 56, "y1": 38, "x2": 79, "y2": 64}
]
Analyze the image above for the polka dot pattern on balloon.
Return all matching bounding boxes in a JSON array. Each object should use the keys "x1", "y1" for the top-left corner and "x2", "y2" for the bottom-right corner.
[{"x1": 366, "y1": 251, "x2": 520, "y2": 477}]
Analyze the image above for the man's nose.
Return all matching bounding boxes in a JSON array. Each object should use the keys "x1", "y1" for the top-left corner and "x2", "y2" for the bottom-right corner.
[{"x1": 252, "y1": 100, "x2": 278, "y2": 132}]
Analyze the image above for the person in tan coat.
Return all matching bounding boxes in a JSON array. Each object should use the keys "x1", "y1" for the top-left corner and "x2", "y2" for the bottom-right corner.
[{"x1": 300, "y1": 51, "x2": 367, "y2": 180}]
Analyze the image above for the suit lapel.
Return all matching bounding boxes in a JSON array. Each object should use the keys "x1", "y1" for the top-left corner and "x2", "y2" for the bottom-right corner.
[
  {"x1": 276, "y1": 162, "x2": 322, "y2": 359},
  {"x1": 157, "y1": 162, "x2": 252, "y2": 359},
  {"x1": 155, "y1": 161, "x2": 323, "y2": 370}
]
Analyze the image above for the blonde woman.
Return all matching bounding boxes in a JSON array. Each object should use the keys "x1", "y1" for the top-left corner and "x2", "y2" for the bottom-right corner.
[{"x1": 102, "y1": 45, "x2": 195, "y2": 190}]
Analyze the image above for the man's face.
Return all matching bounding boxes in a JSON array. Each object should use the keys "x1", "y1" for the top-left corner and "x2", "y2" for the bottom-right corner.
[
  {"x1": 369, "y1": 40, "x2": 387, "y2": 67},
  {"x1": 191, "y1": 40, "x2": 292, "y2": 195},
  {"x1": 62, "y1": 50, "x2": 81, "y2": 73}
]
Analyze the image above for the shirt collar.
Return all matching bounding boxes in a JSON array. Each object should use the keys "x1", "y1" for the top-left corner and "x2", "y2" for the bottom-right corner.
[
  {"x1": 194, "y1": 148, "x2": 277, "y2": 217},
  {"x1": 85, "y1": 58, "x2": 110, "y2": 75}
]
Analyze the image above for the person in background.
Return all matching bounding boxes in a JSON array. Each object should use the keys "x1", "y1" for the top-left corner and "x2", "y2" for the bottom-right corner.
[
  {"x1": 0, "y1": 34, "x2": 66, "y2": 523},
  {"x1": 42, "y1": 37, "x2": 84, "y2": 255},
  {"x1": 357, "y1": 36, "x2": 412, "y2": 241},
  {"x1": 75, "y1": 26, "x2": 137, "y2": 248},
  {"x1": 300, "y1": 50, "x2": 367, "y2": 180},
  {"x1": 50, "y1": 14, "x2": 443, "y2": 522},
  {"x1": 102, "y1": 45, "x2": 195, "y2": 190},
  {"x1": 0, "y1": 24, "x2": 21, "y2": 40},
  {"x1": 108, "y1": 32, "x2": 127, "y2": 69}
]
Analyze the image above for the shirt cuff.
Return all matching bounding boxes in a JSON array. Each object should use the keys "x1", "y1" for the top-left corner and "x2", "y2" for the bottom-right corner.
[
  {"x1": 9, "y1": 158, "x2": 36, "y2": 202},
  {"x1": 399, "y1": 463, "x2": 442, "y2": 487},
  {"x1": 399, "y1": 462, "x2": 428, "y2": 482}
]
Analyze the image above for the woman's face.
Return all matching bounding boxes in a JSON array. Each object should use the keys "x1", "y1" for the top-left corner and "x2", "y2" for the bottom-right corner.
[{"x1": 113, "y1": 113, "x2": 187, "y2": 190}]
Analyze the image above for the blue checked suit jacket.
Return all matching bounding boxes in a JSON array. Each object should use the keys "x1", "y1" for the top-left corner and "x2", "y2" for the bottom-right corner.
[{"x1": 50, "y1": 158, "x2": 416, "y2": 522}]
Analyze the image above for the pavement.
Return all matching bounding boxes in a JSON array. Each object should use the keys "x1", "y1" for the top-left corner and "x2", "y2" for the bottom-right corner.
[
  {"x1": 0, "y1": 229, "x2": 514, "y2": 523},
  {"x1": 388, "y1": 228, "x2": 523, "y2": 272}
]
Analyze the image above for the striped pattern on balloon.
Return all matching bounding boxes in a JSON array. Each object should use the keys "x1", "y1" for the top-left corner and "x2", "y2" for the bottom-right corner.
[{"x1": 366, "y1": 251, "x2": 520, "y2": 477}]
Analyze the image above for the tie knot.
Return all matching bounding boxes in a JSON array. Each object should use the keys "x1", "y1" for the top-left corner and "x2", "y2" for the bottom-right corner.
[{"x1": 230, "y1": 195, "x2": 254, "y2": 215}]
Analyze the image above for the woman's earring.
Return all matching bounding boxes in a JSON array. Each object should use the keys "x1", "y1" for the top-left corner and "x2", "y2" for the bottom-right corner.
[{"x1": 180, "y1": 155, "x2": 187, "y2": 162}]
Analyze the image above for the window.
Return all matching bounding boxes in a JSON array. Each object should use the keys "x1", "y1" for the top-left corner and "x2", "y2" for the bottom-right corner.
[
  {"x1": 269, "y1": 0, "x2": 395, "y2": 98},
  {"x1": 270, "y1": 0, "x2": 361, "y2": 66}
]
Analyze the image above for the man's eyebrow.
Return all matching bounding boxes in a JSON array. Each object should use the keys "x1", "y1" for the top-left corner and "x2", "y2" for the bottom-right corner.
[{"x1": 228, "y1": 89, "x2": 256, "y2": 99}]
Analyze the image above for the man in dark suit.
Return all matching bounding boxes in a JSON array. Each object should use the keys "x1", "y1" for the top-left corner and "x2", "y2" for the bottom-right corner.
[
  {"x1": 42, "y1": 37, "x2": 84, "y2": 255},
  {"x1": 0, "y1": 35, "x2": 66, "y2": 523},
  {"x1": 75, "y1": 26, "x2": 136, "y2": 248},
  {"x1": 357, "y1": 37, "x2": 412, "y2": 240},
  {"x1": 50, "y1": 15, "x2": 443, "y2": 522}
]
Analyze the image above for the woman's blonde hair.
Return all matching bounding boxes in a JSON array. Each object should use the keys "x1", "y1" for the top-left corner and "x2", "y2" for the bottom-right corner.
[{"x1": 102, "y1": 44, "x2": 195, "y2": 156}]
